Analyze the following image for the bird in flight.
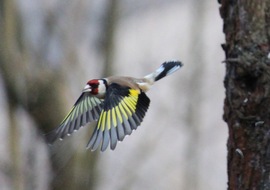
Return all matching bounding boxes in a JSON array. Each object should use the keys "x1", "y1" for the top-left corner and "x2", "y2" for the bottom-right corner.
[{"x1": 46, "y1": 60, "x2": 183, "y2": 151}]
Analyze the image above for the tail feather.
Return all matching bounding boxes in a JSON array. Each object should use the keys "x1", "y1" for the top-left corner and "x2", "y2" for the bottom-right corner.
[{"x1": 144, "y1": 60, "x2": 183, "y2": 82}]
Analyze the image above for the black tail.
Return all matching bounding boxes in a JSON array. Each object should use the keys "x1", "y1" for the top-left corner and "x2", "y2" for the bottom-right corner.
[{"x1": 154, "y1": 60, "x2": 183, "y2": 81}]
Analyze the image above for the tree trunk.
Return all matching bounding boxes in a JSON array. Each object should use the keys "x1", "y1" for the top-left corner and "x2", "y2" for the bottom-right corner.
[{"x1": 219, "y1": 0, "x2": 270, "y2": 189}]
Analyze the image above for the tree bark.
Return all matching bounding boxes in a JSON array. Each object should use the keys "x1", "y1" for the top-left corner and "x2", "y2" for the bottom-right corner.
[{"x1": 220, "y1": 0, "x2": 270, "y2": 189}]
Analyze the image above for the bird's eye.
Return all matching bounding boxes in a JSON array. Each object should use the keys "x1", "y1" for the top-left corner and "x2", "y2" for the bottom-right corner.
[{"x1": 92, "y1": 84, "x2": 98, "y2": 88}]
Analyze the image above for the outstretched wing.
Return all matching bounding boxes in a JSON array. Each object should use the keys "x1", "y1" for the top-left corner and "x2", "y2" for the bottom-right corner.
[
  {"x1": 87, "y1": 83, "x2": 150, "y2": 151},
  {"x1": 45, "y1": 93, "x2": 104, "y2": 144}
]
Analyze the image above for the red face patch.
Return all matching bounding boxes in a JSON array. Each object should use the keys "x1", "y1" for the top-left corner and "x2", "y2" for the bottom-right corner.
[
  {"x1": 87, "y1": 79, "x2": 99, "y2": 95},
  {"x1": 87, "y1": 79, "x2": 99, "y2": 85}
]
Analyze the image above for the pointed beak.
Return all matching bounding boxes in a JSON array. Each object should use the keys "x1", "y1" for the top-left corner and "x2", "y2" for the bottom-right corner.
[{"x1": 83, "y1": 84, "x2": 91, "y2": 92}]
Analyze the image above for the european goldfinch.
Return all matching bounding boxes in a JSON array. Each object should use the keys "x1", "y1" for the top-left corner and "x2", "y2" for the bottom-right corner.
[{"x1": 46, "y1": 60, "x2": 183, "y2": 151}]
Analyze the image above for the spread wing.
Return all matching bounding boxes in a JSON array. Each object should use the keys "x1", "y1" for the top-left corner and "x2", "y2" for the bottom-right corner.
[
  {"x1": 45, "y1": 93, "x2": 104, "y2": 144},
  {"x1": 86, "y1": 83, "x2": 150, "y2": 151}
]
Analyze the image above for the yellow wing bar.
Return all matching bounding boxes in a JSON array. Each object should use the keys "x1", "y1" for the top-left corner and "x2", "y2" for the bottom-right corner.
[
  {"x1": 86, "y1": 82, "x2": 150, "y2": 151},
  {"x1": 45, "y1": 93, "x2": 103, "y2": 144},
  {"x1": 97, "y1": 89, "x2": 139, "y2": 130}
]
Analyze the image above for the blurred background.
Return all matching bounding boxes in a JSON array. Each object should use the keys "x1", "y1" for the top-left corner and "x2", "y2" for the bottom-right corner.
[{"x1": 0, "y1": 0, "x2": 227, "y2": 189}]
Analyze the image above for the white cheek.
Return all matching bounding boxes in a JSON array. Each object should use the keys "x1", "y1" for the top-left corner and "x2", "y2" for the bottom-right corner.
[{"x1": 98, "y1": 84, "x2": 107, "y2": 95}]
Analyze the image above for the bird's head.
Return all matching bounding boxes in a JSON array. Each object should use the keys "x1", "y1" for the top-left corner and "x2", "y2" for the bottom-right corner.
[{"x1": 83, "y1": 79, "x2": 107, "y2": 97}]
